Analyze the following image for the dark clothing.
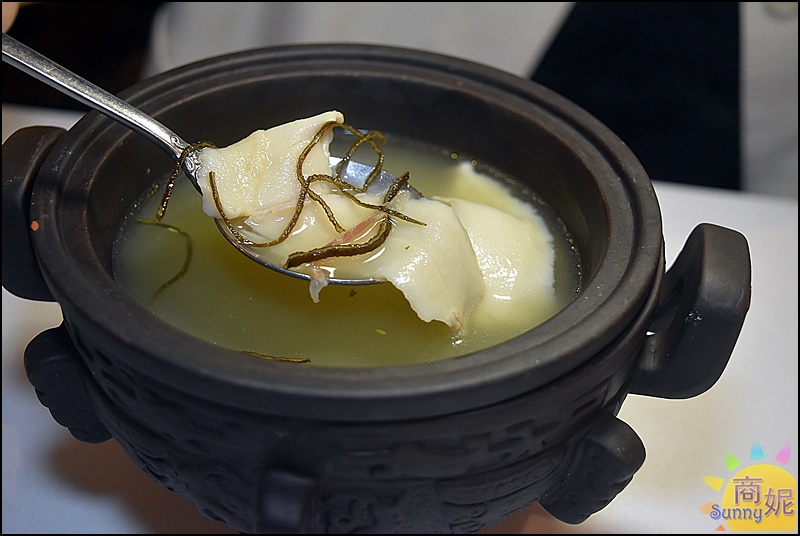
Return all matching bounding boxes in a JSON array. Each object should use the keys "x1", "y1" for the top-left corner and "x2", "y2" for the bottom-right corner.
[
  {"x1": 3, "y1": 2, "x2": 742, "y2": 190},
  {"x1": 531, "y1": 2, "x2": 740, "y2": 190}
]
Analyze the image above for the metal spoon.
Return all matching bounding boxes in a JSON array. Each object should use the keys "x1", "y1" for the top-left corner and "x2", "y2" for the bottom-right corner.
[
  {"x1": 2, "y1": 33, "x2": 207, "y2": 190},
  {"x1": 2, "y1": 32, "x2": 417, "y2": 285}
]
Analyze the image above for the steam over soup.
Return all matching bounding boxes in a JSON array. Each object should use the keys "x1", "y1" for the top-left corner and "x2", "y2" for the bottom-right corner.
[{"x1": 112, "y1": 112, "x2": 580, "y2": 367}]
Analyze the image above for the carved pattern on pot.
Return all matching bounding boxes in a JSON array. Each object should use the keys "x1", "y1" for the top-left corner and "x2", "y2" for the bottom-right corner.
[{"x1": 54, "y1": 315, "x2": 637, "y2": 533}]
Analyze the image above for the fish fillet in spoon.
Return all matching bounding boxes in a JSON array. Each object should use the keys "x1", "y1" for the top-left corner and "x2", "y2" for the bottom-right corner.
[
  {"x1": 193, "y1": 111, "x2": 486, "y2": 333},
  {"x1": 195, "y1": 111, "x2": 343, "y2": 219}
]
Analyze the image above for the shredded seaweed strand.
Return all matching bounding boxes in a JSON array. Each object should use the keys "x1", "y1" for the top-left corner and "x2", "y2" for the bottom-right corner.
[
  {"x1": 239, "y1": 350, "x2": 311, "y2": 363},
  {"x1": 285, "y1": 215, "x2": 392, "y2": 269},
  {"x1": 136, "y1": 218, "x2": 193, "y2": 298},
  {"x1": 158, "y1": 141, "x2": 217, "y2": 220}
]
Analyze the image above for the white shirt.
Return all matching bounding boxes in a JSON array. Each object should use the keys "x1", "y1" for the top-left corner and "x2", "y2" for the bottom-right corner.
[{"x1": 143, "y1": 2, "x2": 798, "y2": 198}]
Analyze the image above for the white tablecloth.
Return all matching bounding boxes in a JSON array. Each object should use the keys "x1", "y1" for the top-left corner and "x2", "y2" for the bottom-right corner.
[{"x1": 3, "y1": 103, "x2": 797, "y2": 534}]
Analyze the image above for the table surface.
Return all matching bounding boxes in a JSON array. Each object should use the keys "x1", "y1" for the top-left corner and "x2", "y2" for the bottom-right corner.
[{"x1": 3, "y1": 103, "x2": 797, "y2": 534}]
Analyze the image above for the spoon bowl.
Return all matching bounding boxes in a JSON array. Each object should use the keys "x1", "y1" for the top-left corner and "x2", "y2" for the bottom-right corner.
[{"x1": 217, "y1": 156, "x2": 423, "y2": 285}]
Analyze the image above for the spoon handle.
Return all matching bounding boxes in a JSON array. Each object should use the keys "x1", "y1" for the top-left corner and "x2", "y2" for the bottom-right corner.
[{"x1": 2, "y1": 33, "x2": 189, "y2": 162}]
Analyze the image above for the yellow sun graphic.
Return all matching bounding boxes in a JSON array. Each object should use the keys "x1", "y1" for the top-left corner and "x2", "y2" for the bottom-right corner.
[{"x1": 699, "y1": 442, "x2": 797, "y2": 532}]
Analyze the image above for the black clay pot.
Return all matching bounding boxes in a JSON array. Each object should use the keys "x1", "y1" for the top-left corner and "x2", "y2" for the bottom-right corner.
[{"x1": 2, "y1": 44, "x2": 751, "y2": 534}]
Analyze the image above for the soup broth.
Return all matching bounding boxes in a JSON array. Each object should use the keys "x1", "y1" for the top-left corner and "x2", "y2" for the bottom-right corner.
[{"x1": 112, "y1": 136, "x2": 580, "y2": 367}]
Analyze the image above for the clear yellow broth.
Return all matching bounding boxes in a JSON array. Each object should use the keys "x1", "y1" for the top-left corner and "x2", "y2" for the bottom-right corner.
[{"x1": 112, "y1": 136, "x2": 580, "y2": 367}]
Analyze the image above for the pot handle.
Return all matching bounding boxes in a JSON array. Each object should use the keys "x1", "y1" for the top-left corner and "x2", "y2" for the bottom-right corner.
[
  {"x1": 24, "y1": 322, "x2": 111, "y2": 443},
  {"x1": 2, "y1": 125, "x2": 65, "y2": 301},
  {"x1": 539, "y1": 414, "x2": 646, "y2": 524},
  {"x1": 631, "y1": 223, "x2": 751, "y2": 399}
]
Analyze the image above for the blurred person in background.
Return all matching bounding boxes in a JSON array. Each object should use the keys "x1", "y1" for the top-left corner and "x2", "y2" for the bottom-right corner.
[{"x1": 3, "y1": 2, "x2": 797, "y2": 198}]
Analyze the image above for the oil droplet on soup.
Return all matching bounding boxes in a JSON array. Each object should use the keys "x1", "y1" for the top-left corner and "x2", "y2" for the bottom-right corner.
[{"x1": 112, "y1": 136, "x2": 580, "y2": 367}]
